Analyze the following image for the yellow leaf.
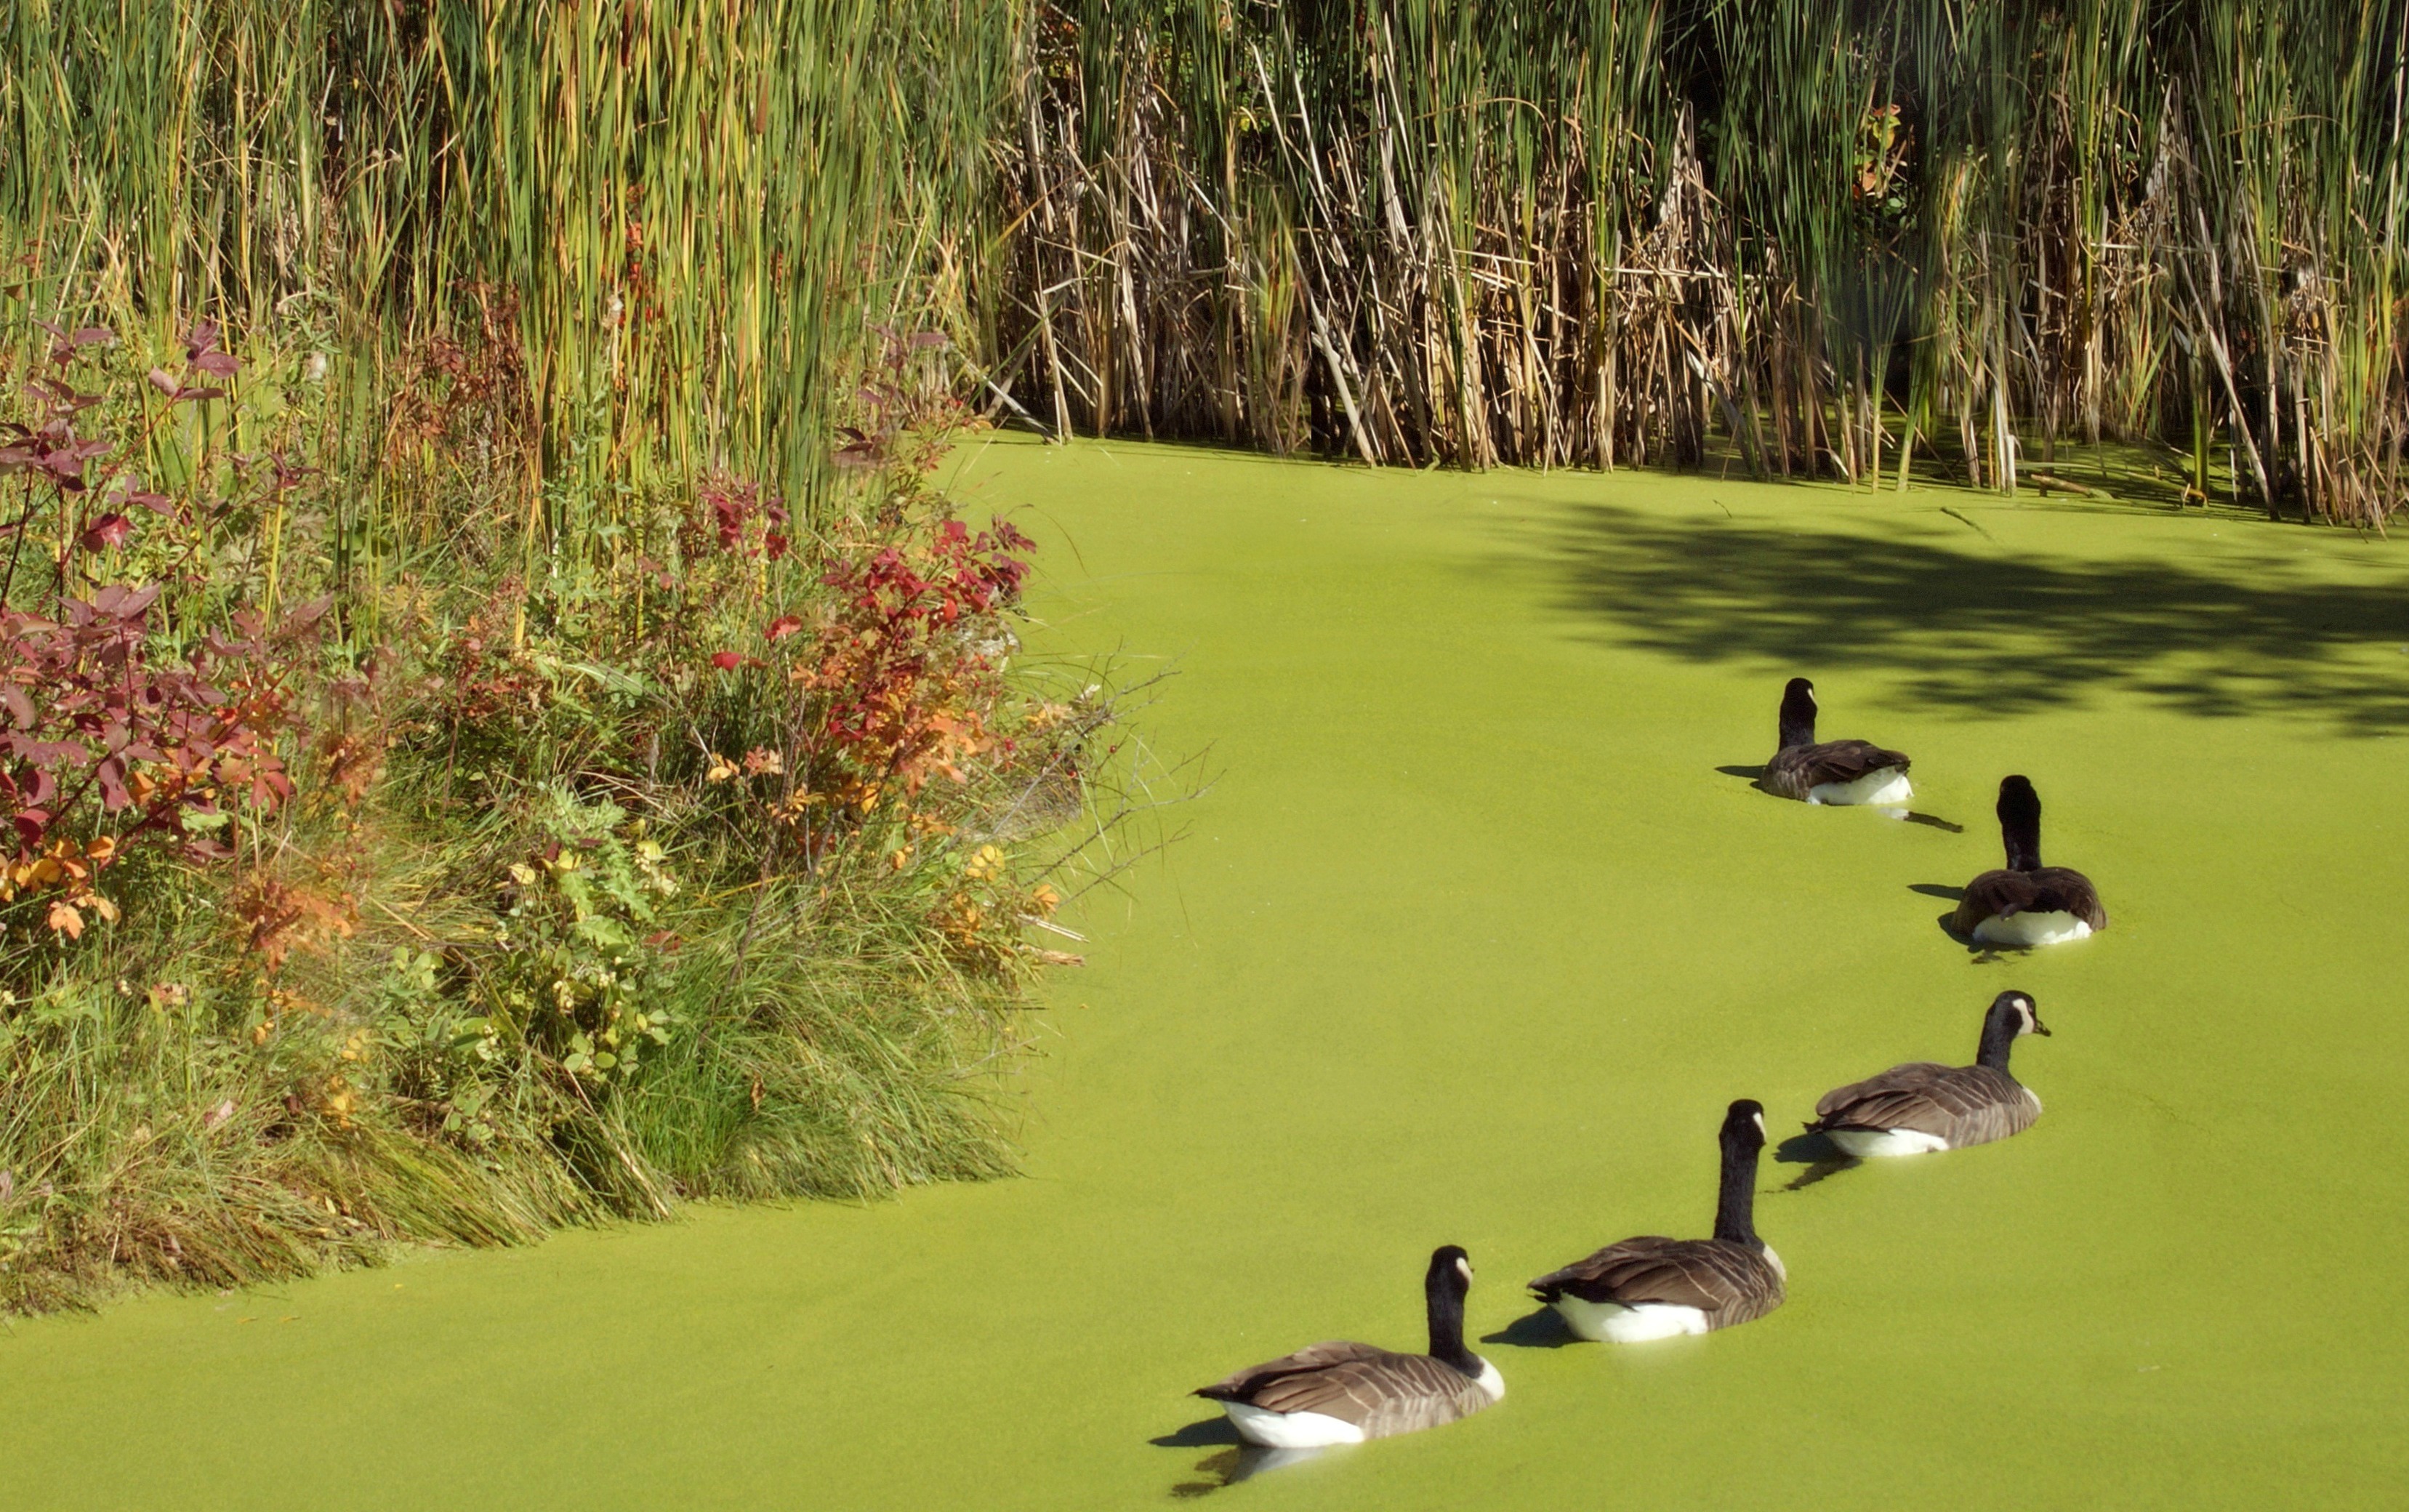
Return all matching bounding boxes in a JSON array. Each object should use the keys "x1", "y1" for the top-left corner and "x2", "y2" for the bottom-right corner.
[{"x1": 46, "y1": 901, "x2": 84, "y2": 938}]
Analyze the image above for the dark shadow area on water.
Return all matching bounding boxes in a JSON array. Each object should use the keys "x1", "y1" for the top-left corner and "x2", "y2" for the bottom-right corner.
[
  {"x1": 1482, "y1": 1306, "x2": 1580, "y2": 1351},
  {"x1": 1774, "y1": 1132, "x2": 1861, "y2": 1190},
  {"x1": 1154, "y1": 1418, "x2": 1243, "y2": 1450},
  {"x1": 1157, "y1": 1423, "x2": 1344, "y2": 1498},
  {"x1": 1540, "y1": 502, "x2": 2409, "y2": 733}
]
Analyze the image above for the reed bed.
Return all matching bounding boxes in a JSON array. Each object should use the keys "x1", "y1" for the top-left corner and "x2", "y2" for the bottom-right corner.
[{"x1": 989, "y1": 0, "x2": 2408, "y2": 523}]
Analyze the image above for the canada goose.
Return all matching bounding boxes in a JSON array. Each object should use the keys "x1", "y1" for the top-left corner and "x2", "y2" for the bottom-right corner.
[
  {"x1": 1806, "y1": 991, "x2": 2051, "y2": 1157},
  {"x1": 1527, "y1": 1101, "x2": 1785, "y2": 1342},
  {"x1": 1953, "y1": 776, "x2": 2107, "y2": 946},
  {"x1": 1194, "y1": 1246, "x2": 1504, "y2": 1449},
  {"x1": 1760, "y1": 678, "x2": 1913, "y2": 805}
]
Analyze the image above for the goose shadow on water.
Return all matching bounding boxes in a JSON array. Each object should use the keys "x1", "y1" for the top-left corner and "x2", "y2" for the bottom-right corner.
[
  {"x1": 1157, "y1": 1421, "x2": 1343, "y2": 1499},
  {"x1": 1774, "y1": 1131, "x2": 1861, "y2": 1191},
  {"x1": 1539, "y1": 499, "x2": 2409, "y2": 734},
  {"x1": 1481, "y1": 1306, "x2": 1581, "y2": 1351}
]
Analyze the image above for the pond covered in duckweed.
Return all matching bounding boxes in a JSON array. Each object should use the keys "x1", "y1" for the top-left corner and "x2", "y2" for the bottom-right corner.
[{"x1": 6, "y1": 435, "x2": 2405, "y2": 1508}]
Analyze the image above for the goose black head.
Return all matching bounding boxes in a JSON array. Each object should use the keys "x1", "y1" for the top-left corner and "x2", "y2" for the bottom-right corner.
[
  {"x1": 1721, "y1": 1098, "x2": 1769, "y2": 1152},
  {"x1": 1423, "y1": 1244, "x2": 1479, "y2": 1371},
  {"x1": 1997, "y1": 775, "x2": 2043, "y2": 870},
  {"x1": 1428, "y1": 1244, "x2": 1474, "y2": 1294},
  {"x1": 1777, "y1": 678, "x2": 1818, "y2": 750},
  {"x1": 1977, "y1": 990, "x2": 2050, "y2": 1069},
  {"x1": 1994, "y1": 989, "x2": 2051, "y2": 1037}
]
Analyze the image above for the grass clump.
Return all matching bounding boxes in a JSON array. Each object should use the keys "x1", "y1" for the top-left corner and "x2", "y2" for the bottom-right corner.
[{"x1": 0, "y1": 315, "x2": 1140, "y2": 1314}]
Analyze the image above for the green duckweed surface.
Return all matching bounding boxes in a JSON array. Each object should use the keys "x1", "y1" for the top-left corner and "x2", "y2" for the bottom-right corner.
[{"x1": 6, "y1": 437, "x2": 2407, "y2": 1508}]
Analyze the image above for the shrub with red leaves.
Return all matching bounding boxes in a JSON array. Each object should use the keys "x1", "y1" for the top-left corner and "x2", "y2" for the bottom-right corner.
[
  {"x1": 0, "y1": 586, "x2": 318, "y2": 938},
  {"x1": 803, "y1": 514, "x2": 1033, "y2": 792}
]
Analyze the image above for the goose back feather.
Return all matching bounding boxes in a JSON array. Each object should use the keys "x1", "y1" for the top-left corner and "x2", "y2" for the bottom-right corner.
[
  {"x1": 1952, "y1": 866, "x2": 2107, "y2": 936},
  {"x1": 1809, "y1": 1063, "x2": 2039, "y2": 1149},
  {"x1": 1195, "y1": 1343, "x2": 1499, "y2": 1441},
  {"x1": 1527, "y1": 1235, "x2": 1784, "y2": 1331},
  {"x1": 1763, "y1": 739, "x2": 1913, "y2": 803}
]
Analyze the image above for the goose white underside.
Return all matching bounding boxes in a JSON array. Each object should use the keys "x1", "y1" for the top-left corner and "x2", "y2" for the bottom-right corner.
[
  {"x1": 1971, "y1": 910, "x2": 2093, "y2": 947},
  {"x1": 1828, "y1": 1127, "x2": 1952, "y2": 1158},
  {"x1": 1222, "y1": 1404, "x2": 1365, "y2": 1449},
  {"x1": 1807, "y1": 768, "x2": 1913, "y2": 806},
  {"x1": 1551, "y1": 1296, "x2": 1711, "y2": 1343}
]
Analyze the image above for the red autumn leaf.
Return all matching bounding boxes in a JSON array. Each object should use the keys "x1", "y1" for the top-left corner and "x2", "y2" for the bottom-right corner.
[
  {"x1": 765, "y1": 615, "x2": 804, "y2": 643},
  {"x1": 79, "y1": 512, "x2": 132, "y2": 551},
  {"x1": 709, "y1": 651, "x2": 743, "y2": 670}
]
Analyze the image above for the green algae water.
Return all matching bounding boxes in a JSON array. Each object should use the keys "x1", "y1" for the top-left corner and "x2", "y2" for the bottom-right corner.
[{"x1": 6, "y1": 438, "x2": 2407, "y2": 1507}]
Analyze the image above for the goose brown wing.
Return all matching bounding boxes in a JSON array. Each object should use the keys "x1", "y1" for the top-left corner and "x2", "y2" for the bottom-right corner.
[
  {"x1": 1195, "y1": 1340, "x2": 1389, "y2": 1403},
  {"x1": 1954, "y1": 868, "x2": 2108, "y2": 931},
  {"x1": 1763, "y1": 740, "x2": 1909, "y2": 798},
  {"x1": 1529, "y1": 1236, "x2": 1779, "y2": 1320},
  {"x1": 1197, "y1": 1343, "x2": 1489, "y2": 1437},
  {"x1": 2028, "y1": 866, "x2": 2108, "y2": 928},
  {"x1": 1810, "y1": 1063, "x2": 2037, "y2": 1145},
  {"x1": 1798, "y1": 739, "x2": 1910, "y2": 785},
  {"x1": 1810, "y1": 1062, "x2": 1960, "y2": 1135}
]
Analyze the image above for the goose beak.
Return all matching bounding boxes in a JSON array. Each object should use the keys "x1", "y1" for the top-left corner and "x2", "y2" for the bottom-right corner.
[{"x1": 2032, "y1": 1016, "x2": 2052, "y2": 1037}]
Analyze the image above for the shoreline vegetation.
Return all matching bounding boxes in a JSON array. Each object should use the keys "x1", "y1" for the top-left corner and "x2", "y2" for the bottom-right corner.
[
  {"x1": 0, "y1": 0, "x2": 2397, "y2": 1311},
  {"x1": 993, "y1": 0, "x2": 2405, "y2": 525}
]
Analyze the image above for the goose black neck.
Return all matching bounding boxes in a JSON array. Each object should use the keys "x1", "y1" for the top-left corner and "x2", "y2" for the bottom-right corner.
[
  {"x1": 1424, "y1": 1262, "x2": 1479, "y2": 1375},
  {"x1": 1976, "y1": 1006, "x2": 2022, "y2": 1071},
  {"x1": 1713, "y1": 1129, "x2": 1763, "y2": 1248},
  {"x1": 1777, "y1": 683, "x2": 1817, "y2": 751},
  {"x1": 1999, "y1": 778, "x2": 2043, "y2": 871}
]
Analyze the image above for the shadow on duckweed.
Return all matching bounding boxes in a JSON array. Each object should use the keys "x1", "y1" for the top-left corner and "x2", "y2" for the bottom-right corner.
[
  {"x1": 1162, "y1": 1432, "x2": 1341, "y2": 1498},
  {"x1": 1774, "y1": 1132, "x2": 1861, "y2": 1191},
  {"x1": 1481, "y1": 1306, "x2": 1580, "y2": 1351},
  {"x1": 1547, "y1": 502, "x2": 2409, "y2": 732}
]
